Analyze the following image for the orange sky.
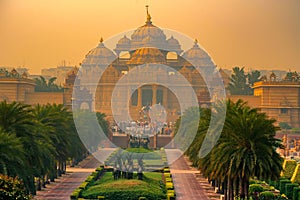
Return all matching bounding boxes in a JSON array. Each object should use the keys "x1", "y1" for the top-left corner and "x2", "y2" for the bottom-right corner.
[{"x1": 0, "y1": 0, "x2": 299, "y2": 74}]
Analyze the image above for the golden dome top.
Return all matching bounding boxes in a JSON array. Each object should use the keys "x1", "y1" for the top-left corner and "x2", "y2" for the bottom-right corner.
[{"x1": 128, "y1": 47, "x2": 165, "y2": 65}]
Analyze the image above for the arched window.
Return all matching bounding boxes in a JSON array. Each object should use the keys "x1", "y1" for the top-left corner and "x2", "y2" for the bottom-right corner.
[
  {"x1": 166, "y1": 52, "x2": 177, "y2": 60},
  {"x1": 119, "y1": 51, "x2": 130, "y2": 59}
]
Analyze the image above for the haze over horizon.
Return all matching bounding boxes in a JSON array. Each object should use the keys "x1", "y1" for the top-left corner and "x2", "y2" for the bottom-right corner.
[{"x1": 0, "y1": 0, "x2": 299, "y2": 74}]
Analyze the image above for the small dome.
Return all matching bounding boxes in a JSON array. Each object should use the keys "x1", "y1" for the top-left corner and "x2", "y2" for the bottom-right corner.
[
  {"x1": 82, "y1": 38, "x2": 116, "y2": 67},
  {"x1": 167, "y1": 36, "x2": 180, "y2": 46},
  {"x1": 182, "y1": 39, "x2": 215, "y2": 67},
  {"x1": 128, "y1": 48, "x2": 166, "y2": 65},
  {"x1": 114, "y1": 35, "x2": 131, "y2": 54},
  {"x1": 117, "y1": 35, "x2": 131, "y2": 45},
  {"x1": 167, "y1": 36, "x2": 182, "y2": 54}
]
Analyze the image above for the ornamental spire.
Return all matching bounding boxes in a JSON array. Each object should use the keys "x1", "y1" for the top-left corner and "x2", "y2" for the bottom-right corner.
[
  {"x1": 145, "y1": 5, "x2": 152, "y2": 24},
  {"x1": 193, "y1": 38, "x2": 199, "y2": 47}
]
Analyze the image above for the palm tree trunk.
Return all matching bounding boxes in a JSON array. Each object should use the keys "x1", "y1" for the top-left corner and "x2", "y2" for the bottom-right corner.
[
  {"x1": 224, "y1": 179, "x2": 228, "y2": 200},
  {"x1": 235, "y1": 177, "x2": 239, "y2": 198},
  {"x1": 244, "y1": 177, "x2": 249, "y2": 199},
  {"x1": 240, "y1": 176, "x2": 245, "y2": 200},
  {"x1": 230, "y1": 179, "x2": 234, "y2": 200},
  {"x1": 227, "y1": 178, "x2": 231, "y2": 200}
]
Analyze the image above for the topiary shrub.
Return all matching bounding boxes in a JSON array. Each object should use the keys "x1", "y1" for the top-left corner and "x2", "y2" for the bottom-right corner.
[
  {"x1": 292, "y1": 164, "x2": 300, "y2": 184},
  {"x1": 285, "y1": 183, "x2": 299, "y2": 199},
  {"x1": 292, "y1": 187, "x2": 300, "y2": 200},
  {"x1": 280, "y1": 179, "x2": 291, "y2": 194},
  {"x1": 249, "y1": 184, "x2": 264, "y2": 195},
  {"x1": 260, "y1": 191, "x2": 275, "y2": 200},
  {"x1": 70, "y1": 189, "x2": 81, "y2": 200},
  {"x1": 166, "y1": 182, "x2": 174, "y2": 190},
  {"x1": 282, "y1": 160, "x2": 297, "y2": 179},
  {"x1": 79, "y1": 181, "x2": 89, "y2": 189}
]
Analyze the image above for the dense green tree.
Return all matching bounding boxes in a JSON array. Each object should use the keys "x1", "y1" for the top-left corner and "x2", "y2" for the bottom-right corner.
[
  {"x1": 182, "y1": 100, "x2": 283, "y2": 200},
  {"x1": 247, "y1": 70, "x2": 261, "y2": 87},
  {"x1": 0, "y1": 174, "x2": 32, "y2": 200},
  {"x1": 34, "y1": 76, "x2": 63, "y2": 92},
  {"x1": 0, "y1": 130, "x2": 26, "y2": 179},
  {"x1": 0, "y1": 101, "x2": 99, "y2": 194},
  {"x1": 227, "y1": 67, "x2": 260, "y2": 95},
  {"x1": 73, "y1": 110, "x2": 110, "y2": 152}
]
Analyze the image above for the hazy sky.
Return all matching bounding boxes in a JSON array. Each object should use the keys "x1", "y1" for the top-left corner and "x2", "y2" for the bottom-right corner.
[{"x1": 0, "y1": 0, "x2": 299, "y2": 74}]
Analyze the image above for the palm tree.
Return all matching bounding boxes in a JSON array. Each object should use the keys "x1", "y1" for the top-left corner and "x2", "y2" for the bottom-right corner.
[
  {"x1": 0, "y1": 130, "x2": 26, "y2": 178},
  {"x1": 0, "y1": 101, "x2": 37, "y2": 193},
  {"x1": 34, "y1": 76, "x2": 63, "y2": 92},
  {"x1": 183, "y1": 99, "x2": 283, "y2": 200},
  {"x1": 227, "y1": 67, "x2": 252, "y2": 95}
]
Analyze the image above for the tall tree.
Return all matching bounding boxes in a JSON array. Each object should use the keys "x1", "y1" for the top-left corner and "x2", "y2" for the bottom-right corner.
[
  {"x1": 182, "y1": 100, "x2": 283, "y2": 200},
  {"x1": 34, "y1": 76, "x2": 63, "y2": 92},
  {"x1": 227, "y1": 67, "x2": 259, "y2": 95},
  {"x1": 247, "y1": 70, "x2": 261, "y2": 87}
]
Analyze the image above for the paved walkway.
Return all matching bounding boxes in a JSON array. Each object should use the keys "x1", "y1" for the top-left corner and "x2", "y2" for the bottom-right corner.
[
  {"x1": 166, "y1": 149, "x2": 212, "y2": 200},
  {"x1": 34, "y1": 148, "x2": 116, "y2": 200},
  {"x1": 35, "y1": 148, "x2": 218, "y2": 200}
]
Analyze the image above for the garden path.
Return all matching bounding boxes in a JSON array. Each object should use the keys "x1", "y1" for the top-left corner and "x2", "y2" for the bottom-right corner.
[
  {"x1": 166, "y1": 149, "x2": 211, "y2": 200},
  {"x1": 34, "y1": 148, "x2": 115, "y2": 200}
]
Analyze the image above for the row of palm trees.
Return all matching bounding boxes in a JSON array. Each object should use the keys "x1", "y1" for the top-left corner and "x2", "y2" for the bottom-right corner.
[
  {"x1": 182, "y1": 99, "x2": 283, "y2": 200},
  {"x1": 0, "y1": 101, "x2": 95, "y2": 194}
]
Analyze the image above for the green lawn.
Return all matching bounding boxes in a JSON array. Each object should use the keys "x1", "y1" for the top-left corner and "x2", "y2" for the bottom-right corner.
[
  {"x1": 105, "y1": 148, "x2": 164, "y2": 170},
  {"x1": 81, "y1": 172, "x2": 167, "y2": 200}
]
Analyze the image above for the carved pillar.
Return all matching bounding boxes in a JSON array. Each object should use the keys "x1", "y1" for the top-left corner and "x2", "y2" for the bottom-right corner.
[
  {"x1": 163, "y1": 87, "x2": 168, "y2": 108},
  {"x1": 137, "y1": 87, "x2": 142, "y2": 107},
  {"x1": 152, "y1": 85, "x2": 157, "y2": 105}
]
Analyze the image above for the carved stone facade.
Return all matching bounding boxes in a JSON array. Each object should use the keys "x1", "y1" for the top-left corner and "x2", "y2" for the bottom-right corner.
[
  {"x1": 252, "y1": 81, "x2": 300, "y2": 128},
  {"x1": 0, "y1": 68, "x2": 64, "y2": 105},
  {"x1": 68, "y1": 10, "x2": 218, "y2": 122}
]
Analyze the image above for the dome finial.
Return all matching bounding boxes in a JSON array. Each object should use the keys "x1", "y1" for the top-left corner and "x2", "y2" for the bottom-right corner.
[
  {"x1": 145, "y1": 5, "x2": 152, "y2": 24},
  {"x1": 100, "y1": 37, "x2": 104, "y2": 43},
  {"x1": 194, "y1": 38, "x2": 199, "y2": 47}
]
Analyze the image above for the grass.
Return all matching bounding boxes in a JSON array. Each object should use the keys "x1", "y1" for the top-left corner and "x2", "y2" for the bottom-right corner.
[
  {"x1": 81, "y1": 172, "x2": 166, "y2": 200},
  {"x1": 105, "y1": 148, "x2": 163, "y2": 168}
]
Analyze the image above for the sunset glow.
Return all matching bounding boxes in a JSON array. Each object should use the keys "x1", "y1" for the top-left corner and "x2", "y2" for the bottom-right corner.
[{"x1": 0, "y1": 0, "x2": 299, "y2": 74}]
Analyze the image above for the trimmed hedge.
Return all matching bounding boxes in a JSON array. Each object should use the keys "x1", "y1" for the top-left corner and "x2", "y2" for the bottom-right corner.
[
  {"x1": 282, "y1": 160, "x2": 297, "y2": 179},
  {"x1": 285, "y1": 183, "x2": 299, "y2": 199},
  {"x1": 70, "y1": 188, "x2": 81, "y2": 199},
  {"x1": 292, "y1": 164, "x2": 300, "y2": 184},
  {"x1": 292, "y1": 187, "x2": 300, "y2": 200},
  {"x1": 249, "y1": 184, "x2": 264, "y2": 194},
  {"x1": 260, "y1": 191, "x2": 275, "y2": 200},
  {"x1": 280, "y1": 179, "x2": 291, "y2": 194}
]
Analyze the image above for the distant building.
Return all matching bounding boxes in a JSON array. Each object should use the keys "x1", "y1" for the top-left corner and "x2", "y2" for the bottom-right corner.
[
  {"x1": 0, "y1": 68, "x2": 63, "y2": 105},
  {"x1": 41, "y1": 65, "x2": 74, "y2": 85},
  {"x1": 253, "y1": 80, "x2": 300, "y2": 128}
]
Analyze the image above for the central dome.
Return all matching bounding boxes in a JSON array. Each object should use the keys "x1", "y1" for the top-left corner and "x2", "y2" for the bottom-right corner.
[
  {"x1": 114, "y1": 6, "x2": 183, "y2": 54},
  {"x1": 130, "y1": 11, "x2": 168, "y2": 50}
]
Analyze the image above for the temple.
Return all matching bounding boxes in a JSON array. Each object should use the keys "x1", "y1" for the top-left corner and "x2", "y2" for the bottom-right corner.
[{"x1": 65, "y1": 6, "x2": 221, "y2": 123}]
